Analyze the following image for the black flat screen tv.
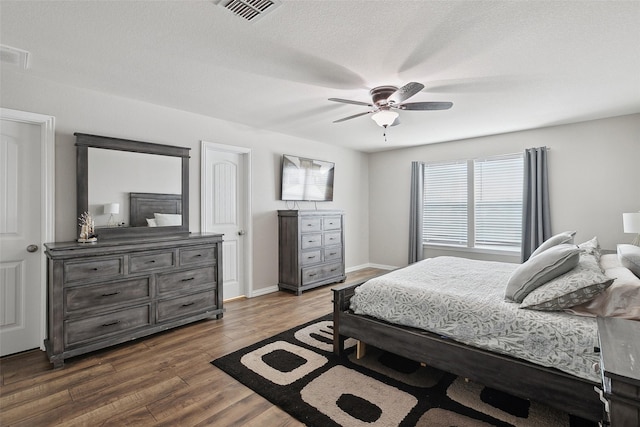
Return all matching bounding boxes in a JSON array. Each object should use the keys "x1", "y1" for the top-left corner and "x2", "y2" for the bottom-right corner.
[{"x1": 280, "y1": 154, "x2": 334, "y2": 201}]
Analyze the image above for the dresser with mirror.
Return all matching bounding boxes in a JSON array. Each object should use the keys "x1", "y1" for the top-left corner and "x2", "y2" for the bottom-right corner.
[{"x1": 44, "y1": 133, "x2": 224, "y2": 368}]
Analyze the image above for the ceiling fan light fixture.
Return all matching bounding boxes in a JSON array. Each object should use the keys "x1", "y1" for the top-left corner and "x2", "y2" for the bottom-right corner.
[{"x1": 371, "y1": 110, "x2": 399, "y2": 128}]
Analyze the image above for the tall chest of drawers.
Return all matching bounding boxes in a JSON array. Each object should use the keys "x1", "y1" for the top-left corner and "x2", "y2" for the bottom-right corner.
[
  {"x1": 44, "y1": 233, "x2": 223, "y2": 368},
  {"x1": 278, "y1": 210, "x2": 346, "y2": 295}
]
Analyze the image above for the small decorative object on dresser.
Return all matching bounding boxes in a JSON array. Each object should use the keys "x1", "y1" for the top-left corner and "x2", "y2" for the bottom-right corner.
[
  {"x1": 597, "y1": 317, "x2": 640, "y2": 426},
  {"x1": 77, "y1": 211, "x2": 97, "y2": 243},
  {"x1": 278, "y1": 210, "x2": 346, "y2": 295},
  {"x1": 44, "y1": 233, "x2": 224, "y2": 368}
]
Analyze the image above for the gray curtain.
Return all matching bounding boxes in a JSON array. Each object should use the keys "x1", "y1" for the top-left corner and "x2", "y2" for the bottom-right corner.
[
  {"x1": 409, "y1": 161, "x2": 425, "y2": 264},
  {"x1": 521, "y1": 147, "x2": 551, "y2": 262}
]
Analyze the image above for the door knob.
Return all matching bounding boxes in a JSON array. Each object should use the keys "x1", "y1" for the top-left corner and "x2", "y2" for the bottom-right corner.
[
  {"x1": 238, "y1": 230, "x2": 246, "y2": 236},
  {"x1": 27, "y1": 244, "x2": 39, "y2": 253}
]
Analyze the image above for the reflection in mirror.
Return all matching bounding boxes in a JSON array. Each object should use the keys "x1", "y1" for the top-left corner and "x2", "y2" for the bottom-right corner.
[{"x1": 88, "y1": 149, "x2": 181, "y2": 228}]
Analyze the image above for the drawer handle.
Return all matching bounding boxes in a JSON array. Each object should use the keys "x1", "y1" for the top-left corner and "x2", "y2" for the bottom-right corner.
[
  {"x1": 307, "y1": 255, "x2": 316, "y2": 259},
  {"x1": 329, "y1": 252, "x2": 337, "y2": 256},
  {"x1": 92, "y1": 267, "x2": 99, "y2": 271},
  {"x1": 331, "y1": 268, "x2": 338, "y2": 272},
  {"x1": 181, "y1": 277, "x2": 195, "y2": 282},
  {"x1": 182, "y1": 302, "x2": 195, "y2": 307},
  {"x1": 308, "y1": 273, "x2": 317, "y2": 277},
  {"x1": 102, "y1": 320, "x2": 120, "y2": 327},
  {"x1": 101, "y1": 291, "x2": 121, "y2": 297},
  {"x1": 147, "y1": 260, "x2": 156, "y2": 263}
]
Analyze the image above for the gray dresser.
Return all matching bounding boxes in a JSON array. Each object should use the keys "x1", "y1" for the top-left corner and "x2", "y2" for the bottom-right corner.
[
  {"x1": 44, "y1": 233, "x2": 223, "y2": 368},
  {"x1": 278, "y1": 210, "x2": 346, "y2": 295}
]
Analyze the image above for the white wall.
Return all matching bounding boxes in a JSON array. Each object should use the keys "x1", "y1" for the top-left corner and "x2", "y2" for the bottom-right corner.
[
  {"x1": 1, "y1": 70, "x2": 370, "y2": 294},
  {"x1": 369, "y1": 114, "x2": 640, "y2": 268}
]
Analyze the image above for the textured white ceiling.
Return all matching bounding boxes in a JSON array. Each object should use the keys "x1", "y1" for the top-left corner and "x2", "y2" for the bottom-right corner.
[{"x1": 1, "y1": 1, "x2": 639, "y2": 152}]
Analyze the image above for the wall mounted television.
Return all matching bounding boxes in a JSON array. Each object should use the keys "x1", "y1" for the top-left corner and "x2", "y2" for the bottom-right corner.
[{"x1": 280, "y1": 154, "x2": 335, "y2": 201}]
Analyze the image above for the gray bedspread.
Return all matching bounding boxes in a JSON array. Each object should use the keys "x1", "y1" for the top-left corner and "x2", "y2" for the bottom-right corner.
[{"x1": 350, "y1": 256, "x2": 599, "y2": 382}]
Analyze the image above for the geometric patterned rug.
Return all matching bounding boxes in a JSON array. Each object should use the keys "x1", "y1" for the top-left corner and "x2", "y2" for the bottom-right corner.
[{"x1": 212, "y1": 315, "x2": 596, "y2": 427}]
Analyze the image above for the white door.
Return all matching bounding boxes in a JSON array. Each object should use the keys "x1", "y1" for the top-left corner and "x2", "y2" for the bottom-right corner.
[
  {"x1": 0, "y1": 112, "x2": 54, "y2": 356},
  {"x1": 201, "y1": 142, "x2": 252, "y2": 300}
]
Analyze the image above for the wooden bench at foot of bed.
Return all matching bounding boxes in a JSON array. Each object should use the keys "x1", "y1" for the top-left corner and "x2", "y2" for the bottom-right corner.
[{"x1": 332, "y1": 281, "x2": 603, "y2": 423}]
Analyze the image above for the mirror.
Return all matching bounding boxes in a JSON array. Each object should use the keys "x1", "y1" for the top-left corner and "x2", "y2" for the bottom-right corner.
[{"x1": 76, "y1": 133, "x2": 190, "y2": 240}]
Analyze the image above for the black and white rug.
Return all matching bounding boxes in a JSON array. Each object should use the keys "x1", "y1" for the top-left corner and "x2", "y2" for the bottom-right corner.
[{"x1": 211, "y1": 316, "x2": 596, "y2": 427}]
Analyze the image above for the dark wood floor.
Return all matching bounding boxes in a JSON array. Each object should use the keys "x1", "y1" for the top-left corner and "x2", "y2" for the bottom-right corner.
[{"x1": 0, "y1": 268, "x2": 384, "y2": 426}]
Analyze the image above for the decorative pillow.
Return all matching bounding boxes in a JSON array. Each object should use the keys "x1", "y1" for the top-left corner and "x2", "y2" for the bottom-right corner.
[
  {"x1": 520, "y1": 252, "x2": 614, "y2": 310},
  {"x1": 146, "y1": 218, "x2": 157, "y2": 227},
  {"x1": 618, "y1": 244, "x2": 640, "y2": 278},
  {"x1": 505, "y1": 244, "x2": 581, "y2": 303},
  {"x1": 154, "y1": 213, "x2": 182, "y2": 226},
  {"x1": 578, "y1": 236, "x2": 601, "y2": 260},
  {"x1": 566, "y1": 254, "x2": 640, "y2": 319},
  {"x1": 530, "y1": 231, "x2": 577, "y2": 258}
]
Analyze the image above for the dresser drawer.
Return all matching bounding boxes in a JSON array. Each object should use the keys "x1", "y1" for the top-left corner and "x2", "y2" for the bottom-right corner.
[
  {"x1": 323, "y1": 216, "x2": 342, "y2": 230},
  {"x1": 301, "y1": 233, "x2": 322, "y2": 249},
  {"x1": 65, "y1": 305, "x2": 151, "y2": 346},
  {"x1": 64, "y1": 258, "x2": 123, "y2": 283},
  {"x1": 302, "y1": 262, "x2": 343, "y2": 285},
  {"x1": 300, "y1": 218, "x2": 322, "y2": 232},
  {"x1": 129, "y1": 251, "x2": 175, "y2": 273},
  {"x1": 156, "y1": 266, "x2": 216, "y2": 295},
  {"x1": 323, "y1": 246, "x2": 342, "y2": 262},
  {"x1": 300, "y1": 249, "x2": 322, "y2": 266},
  {"x1": 324, "y1": 231, "x2": 341, "y2": 246},
  {"x1": 180, "y1": 245, "x2": 216, "y2": 266},
  {"x1": 65, "y1": 278, "x2": 150, "y2": 313},
  {"x1": 157, "y1": 290, "x2": 217, "y2": 322}
]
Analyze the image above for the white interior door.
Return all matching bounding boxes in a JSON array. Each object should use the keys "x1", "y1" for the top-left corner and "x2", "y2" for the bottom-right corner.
[
  {"x1": 0, "y1": 112, "x2": 54, "y2": 356},
  {"x1": 202, "y1": 142, "x2": 252, "y2": 300}
]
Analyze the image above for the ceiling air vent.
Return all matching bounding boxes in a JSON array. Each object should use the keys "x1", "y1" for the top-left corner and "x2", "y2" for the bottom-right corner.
[
  {"x1": 0, "y1": 45, "x2": 31, "y2": 69},
  {"x1": 213, "y1": 0, "x2": 281, "y2": 22}
]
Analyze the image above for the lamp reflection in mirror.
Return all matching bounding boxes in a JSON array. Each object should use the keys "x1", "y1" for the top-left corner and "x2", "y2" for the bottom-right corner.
[
  {"x1": 371, "y1": 110, "x2": 399, "y2": 128},
  {"x1": 104, "y1": 203, "x2": 120, "y2": 227},
  {"x1": 623, "y1": 212, "x2": 640, "y2": 246}
]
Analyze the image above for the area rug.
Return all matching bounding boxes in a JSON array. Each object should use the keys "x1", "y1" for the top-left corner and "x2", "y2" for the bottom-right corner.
[{"x1": 211, "y1": 315, "x2": 596, "y2": 427}]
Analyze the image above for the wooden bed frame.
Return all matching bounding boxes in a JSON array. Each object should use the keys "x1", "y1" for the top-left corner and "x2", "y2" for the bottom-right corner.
[
  {"x1": 129, "y1": 192, "x2": 182, "y2": 227},
  {"x1": 332, "y1": 281, "x2": 603, "y2": 423}
]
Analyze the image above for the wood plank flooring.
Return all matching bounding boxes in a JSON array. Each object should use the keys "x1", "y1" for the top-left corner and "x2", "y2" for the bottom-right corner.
[{"x1": 0, "y1": 268, "x2": 384, "y2": 427}]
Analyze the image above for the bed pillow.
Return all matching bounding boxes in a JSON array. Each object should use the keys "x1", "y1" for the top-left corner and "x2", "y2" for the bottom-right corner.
[
  {"x1": 154, "y1": 213, "x2": 182, "y2": 226},
  {"x1": 520, "y1": 252, "x2": 614, "y2": 310},
  {"x1": 578, "y1": 236, "x2": 600, "y2": 259},
  {"x1": 146, "y1": 218, "x2": 157, "y2": 227},
  {"x1": 566, "y1": 254, "x2": 640, "y2": 319},
  {"x1": 618, "y1": 244, "x2": 640, "y2": 278},
  {"x1": 530, "y1": 231, "x2": 577, "y2": 258},
  {"x1": 505, "y1": 244, "x2": 581, "y2": 303}
]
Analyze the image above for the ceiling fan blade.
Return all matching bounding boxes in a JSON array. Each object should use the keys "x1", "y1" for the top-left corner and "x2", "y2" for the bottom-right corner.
[
  {"x1": 396, "y1": 101, "x2": 453, "y2": 111},
  {"x1": 333, "y1": 111, "x2": 372, "y2": 123},
  {"x1": 328, "y1": 98, "x2": 373, "y2": 107},
  {"x1": 388, "y1": 82, "x2": 425, "y2": 104}
]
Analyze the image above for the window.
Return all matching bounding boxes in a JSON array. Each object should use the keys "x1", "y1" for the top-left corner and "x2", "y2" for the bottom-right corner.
[{"x1": 423, "y1": 154, "x2": 524, "y2": 251}]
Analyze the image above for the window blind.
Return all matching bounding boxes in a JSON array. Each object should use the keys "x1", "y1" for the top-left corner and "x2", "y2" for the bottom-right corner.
[
  {"x1": 474, "y1": 155, "x2": 523, "y2": 248},
  {"x1": 423, "y1": 161, "x2": 467, "y2": 245},
  {"x1": 422, "y1": 154, "x2": 523, "y2": 250}
]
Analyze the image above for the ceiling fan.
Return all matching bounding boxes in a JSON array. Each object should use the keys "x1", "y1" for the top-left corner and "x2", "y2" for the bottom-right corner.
[{"x1": 329, "y1": 82, "x2": 453, "y2": 128}]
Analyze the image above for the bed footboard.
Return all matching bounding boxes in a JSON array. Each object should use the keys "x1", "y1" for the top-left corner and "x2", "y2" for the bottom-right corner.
[{"x1": 331, "y1": 282, "x2": 602, "y2": 422}]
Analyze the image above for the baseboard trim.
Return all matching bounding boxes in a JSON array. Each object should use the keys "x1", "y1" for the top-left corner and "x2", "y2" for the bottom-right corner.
[{"x1": 249, "y1": 264, "x2": 397, "y2": 298}]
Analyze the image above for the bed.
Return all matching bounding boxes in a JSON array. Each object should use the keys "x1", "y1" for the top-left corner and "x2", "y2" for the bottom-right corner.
[
  {"x1": 129, "y1": 192, "x2": 182, "y2": 227},
  {"x1": 332, "y1": 241, "x2": 640, "y2": 423}
]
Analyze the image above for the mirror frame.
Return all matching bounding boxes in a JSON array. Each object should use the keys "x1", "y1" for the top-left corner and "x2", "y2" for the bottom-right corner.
[{"x1": 75, "y1": 133, "x2": 190, "y2": 241}]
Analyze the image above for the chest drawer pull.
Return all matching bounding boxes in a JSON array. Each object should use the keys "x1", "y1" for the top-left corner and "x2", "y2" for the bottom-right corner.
[
  {"x1": 102, "y1": 320, "x2": 121, "y2": 327},
  {"x1": 101, "y1": 291, "x2": 121, "y2": 297},
  {"x1": 182, "y1": 302, "x2": 195, "y2": 307},
  {"x1": 307, "y1": 255, "x2": 316, "y2": 259},
  {"x1": 147, "y1": 260, "x2": 156, "y2": 263},
  {"x1": 181, "y1": 277, "x2": 195, "y2": 282}
]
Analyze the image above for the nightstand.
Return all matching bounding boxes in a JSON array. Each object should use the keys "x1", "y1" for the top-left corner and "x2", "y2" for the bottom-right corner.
[{"x1": 597, "y1": 317, "x2": 640, "y2": 426}]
